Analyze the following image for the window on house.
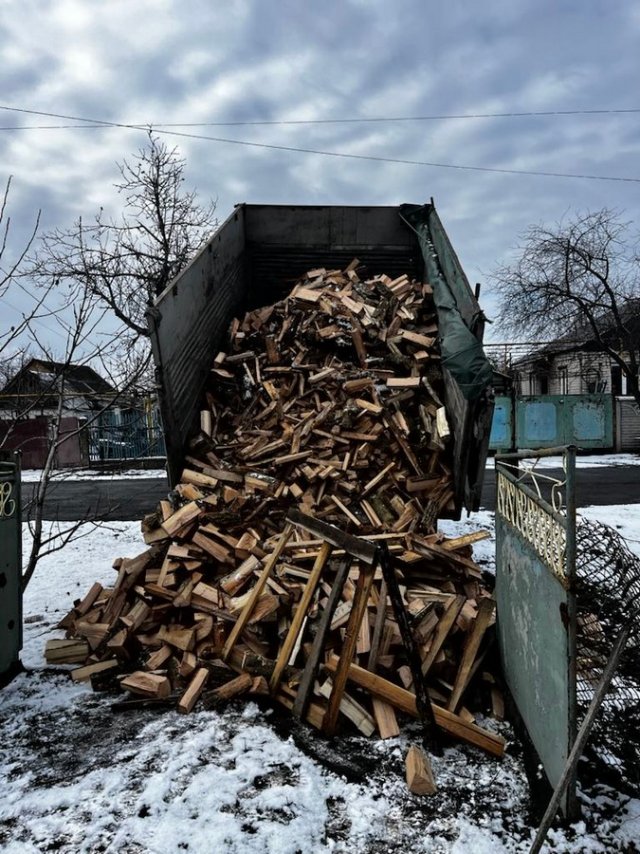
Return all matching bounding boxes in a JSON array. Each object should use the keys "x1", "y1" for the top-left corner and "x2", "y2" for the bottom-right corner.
[
  {"x1": 540, "y1": 375, "x2": 549, "y2": 395},
  {"x1": 557, "y1": 366, "x2": 568, "y2": 395},
  {"x1": 529, "y1": 373, "x2": 537, "y2": 395},
  {"x1": 611, "y1": 365, "x2": 622, "y2": 396}
]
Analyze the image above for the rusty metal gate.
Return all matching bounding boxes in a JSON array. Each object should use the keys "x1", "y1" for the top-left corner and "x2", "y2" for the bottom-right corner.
[
  {"x1": 495, "y1": 446, "x2": 578, "y2": 817},
  {"x1": 0, "y1": 450, "x2": 22, "y2": 684}
]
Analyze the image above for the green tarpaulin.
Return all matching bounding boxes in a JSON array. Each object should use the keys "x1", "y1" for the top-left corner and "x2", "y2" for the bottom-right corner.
[{"x1": 400, "y1": 204, "x2": 493, "y2": 401}]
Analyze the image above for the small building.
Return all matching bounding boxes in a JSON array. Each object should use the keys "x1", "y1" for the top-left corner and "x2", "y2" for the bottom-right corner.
[
  {"x1": 511, "y1": 299, "x2": 639, "y2": 400},
  {"x1": 0, "y1": 359, "x2": 120, "y2": 468}
]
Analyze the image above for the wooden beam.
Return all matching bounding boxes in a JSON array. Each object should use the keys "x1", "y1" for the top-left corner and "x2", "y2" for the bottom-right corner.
[
  {"x1": 292, "y1": 559, "x2": 350, "y2": 720},
  {"x1": 221, "y1": 523, "x2": 294, "y2": 661},
  {"x1": 324, "y1": 656, "x2": 505, "y2": 757},
  {"x1": 269, "y1": 541, "x2": 333, "y2": 692}
]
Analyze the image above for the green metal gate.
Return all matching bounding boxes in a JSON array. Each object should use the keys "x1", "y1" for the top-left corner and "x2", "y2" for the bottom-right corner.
[
  {"x1": 0, "y1": 450, "x2": 22, "y2": 684},
  {"x1": 495, "y1": 447, "x2": 578, "y2": 817}
]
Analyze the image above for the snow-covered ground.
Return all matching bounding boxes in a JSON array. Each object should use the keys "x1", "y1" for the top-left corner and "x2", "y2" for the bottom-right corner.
[
  {"x1": 20, "y1": 467, "x2": 168, "y2": 483},
  {"x1": 487, "y1": 453, "x2": 640, "y2": 470},
  {"x1": 2, "y1": 509, "x2": 640, "y2": 852}
]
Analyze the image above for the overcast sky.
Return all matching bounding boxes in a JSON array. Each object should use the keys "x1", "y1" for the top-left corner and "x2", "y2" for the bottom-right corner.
[{"x1": 2, "y1": 0, "x2": 640, "y2": 352}]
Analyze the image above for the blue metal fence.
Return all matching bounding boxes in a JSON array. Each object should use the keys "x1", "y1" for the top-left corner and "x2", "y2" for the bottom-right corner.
[
  {"x1": 490, "y1": 394, "x2": 614, "y2": 451},
  {"x1": 88, "y1": 407, "x2": 166, "y2": 462}
]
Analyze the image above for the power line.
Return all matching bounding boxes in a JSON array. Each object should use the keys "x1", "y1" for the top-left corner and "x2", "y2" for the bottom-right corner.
[
  {"x1": 2, "y1": 105, "x2": 640, "y2": 129},
  {"x1": 0, "y1": 104, "x2": 639, "y2": 184}
]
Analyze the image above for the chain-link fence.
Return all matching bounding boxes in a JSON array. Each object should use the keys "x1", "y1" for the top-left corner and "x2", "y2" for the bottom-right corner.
[{"x1": 575, "y1": 516, "x2": 640, "y2": 793}]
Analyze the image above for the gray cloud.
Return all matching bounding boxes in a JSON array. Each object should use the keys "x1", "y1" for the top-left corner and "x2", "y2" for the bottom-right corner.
[{"x1": 1, "y1": 0, "x2": 639, "y2": 349}]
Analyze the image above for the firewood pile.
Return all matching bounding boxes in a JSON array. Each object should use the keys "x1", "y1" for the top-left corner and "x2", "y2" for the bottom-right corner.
[{"x1": 47, "y1": 263, "x2": 504, "y2": 767}]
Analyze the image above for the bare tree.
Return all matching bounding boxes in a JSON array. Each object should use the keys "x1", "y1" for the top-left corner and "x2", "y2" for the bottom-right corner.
[
  {"x1": 1, "y1": 176, "x2": 154, "y2": 591},
  {"x1": 15, "y1": 291, "x2": 150, "y2": 592},
  {"x1": 31, "y1": 132, "x2": 217, "y2": 349},
  {"x1": 492, "y1": 209, "x2": 640, "y2": 407}
]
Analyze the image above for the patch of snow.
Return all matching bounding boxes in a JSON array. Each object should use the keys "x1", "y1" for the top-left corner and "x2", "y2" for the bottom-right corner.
[
  {"x1": 487, "y1": 453, "x2": 640, "y2": 470},
  {"x1": 1, "y1": 520, "x2": 638, "y2": 851},
  {"x1": 20, "y1": 468, "x2": 168, "y2": 482},
  {"x1": 579, "y1": 505, "x2": 640, "y2": 559}
]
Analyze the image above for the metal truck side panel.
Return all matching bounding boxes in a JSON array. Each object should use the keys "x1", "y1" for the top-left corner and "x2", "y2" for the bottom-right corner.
[{"x1": 148, "y1": 207, "x2": 248, "y2": 485}]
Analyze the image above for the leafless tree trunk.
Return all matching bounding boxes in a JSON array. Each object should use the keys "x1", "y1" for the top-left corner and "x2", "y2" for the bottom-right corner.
[{"x1": 1, "y1": 177, "x2": 155, "y2": 591}]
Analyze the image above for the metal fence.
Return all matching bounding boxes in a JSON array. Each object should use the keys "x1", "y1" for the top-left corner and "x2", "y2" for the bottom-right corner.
[
  {"x1": 87, "y1": 408, "x2": 166, "y2": 462},
  {"x1": 495, "y1": 447, "x2": 640, "y2": 814},
  {"x1": 495, "y1": 447, "x2": 578, "y2": 817},
  {"x1": 490, "y1": 394, "x2": 614, "y2": 451},
  {"x1": 575, "y1": 517, "x2": 640, "y2": 794}
]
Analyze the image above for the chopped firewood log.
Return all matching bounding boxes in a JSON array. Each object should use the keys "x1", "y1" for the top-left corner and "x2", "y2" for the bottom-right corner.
[
  {"x1": 121, "y1": 671, "x2": 171, "y2": 699},
  {"x1": 45, "y1": 639, "x2": 90, "y2": 664},
  {"x1": 145, "y1": 644, "x2": 173, "y2": 671},
  {"x1": 158, "y1": 625, "x2": 196, "y2": 652},
  {"x1": 178, "y1": 667, "x2": 209, "y2": 713},
  {"x1": 372, "y1": 698, "x2": 400, "y2": 739},
  {"x1": 70, "y1": 659, "x2": 119, "y2": 682},
  {"x1": 74, "y1": 582, "x2": 103, "y2": 617},
  {"x1": 406, "y1": 745, "x2": 437, "y2": 795},
  {"x1": 179, "y1": 651, "x2": 197, "y2": 677},
  {"x1": 212, "y1": 673, "x2": 252, "y2": 701}
]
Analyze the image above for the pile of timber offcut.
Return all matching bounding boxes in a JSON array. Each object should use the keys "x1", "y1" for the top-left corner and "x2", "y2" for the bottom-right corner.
[{"x1": 47, "y1": 263, "x2": 505, "y2": 764}]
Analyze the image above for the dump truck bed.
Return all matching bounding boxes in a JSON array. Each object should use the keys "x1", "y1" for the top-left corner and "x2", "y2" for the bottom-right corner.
[{"x1": 147, "y1": 202, "x2": 493, "y2": 515}]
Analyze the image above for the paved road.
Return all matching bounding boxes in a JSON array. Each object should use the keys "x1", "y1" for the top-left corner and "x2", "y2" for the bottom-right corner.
[
  {"x1": 20, "y1": 466, "x2": 639, "y2": 521},
  {"x1": 481, "y1": 465, "x2": 639, "y2": 509},
  {"x1": 21, "y1": 478, "x2": 171, "y2": 521}
]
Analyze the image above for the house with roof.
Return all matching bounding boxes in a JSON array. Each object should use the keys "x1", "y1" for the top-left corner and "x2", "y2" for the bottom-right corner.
[
  {"x1": 511, "y1": 299, "x2": 640, "y2": 400},
  {"x1": 0, "y1": 359, "x2": 164, "y2": 468},
  {"x1": 0, "y1": 359, "x2": 120, "y2": 468},
  {"x1": 0, "y1": 358, "x2": 118, "y2": 420}
]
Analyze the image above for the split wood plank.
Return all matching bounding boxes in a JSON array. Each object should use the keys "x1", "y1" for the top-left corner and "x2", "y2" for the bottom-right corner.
[
  {"x1": 292, "y1": 559, "x2": 351, "y2": 720},
  {"x1": 447, "y1": 597, "x2": 496, "y2": 712},
  {"x1": 421, "y1": 595, "x2": 466, "y2": 677},
  {"x1": 324, "y1": 656, "x2": 505, "y2": 757},
  {"x1": 316, "y1": 679, "x2": 376, "y2": 736},
  {"x1": 323, "y1": 560, "x2": 377, "y2": 736},
  {"x1": 221, "y1": 523, "x2": 294, "y2": 661},
  {"x1": 269, "y1": 541, "x2": 333, "y2": 692}
]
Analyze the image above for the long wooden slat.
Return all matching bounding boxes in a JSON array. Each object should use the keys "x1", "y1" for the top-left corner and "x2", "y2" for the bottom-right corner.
[
  {"x1": 221, "y1": 523, "x2": 293, "y2": 661},
  {"x1": 324, "y1": 656, "x2": 505, "y2": 757},
  {"x1": 292, "y1": 558, "x2": 350, "y2": 720},
  {"x1": 323, "y1": 562, "x2": 376, "y2": 735},
  {"x1": 367, "y1": 576, "x2": 388, "y2": 671},
  {"x1": 421, "y1": 595, "x2": 466, "y2": 677},
  {"x1": 377, "y1": 543, "x2": 439, "y2": 747},
  {"x1": 447, "y1": 597, "x2": 496, "y2": 712},
  {"x1": 287, "y1": 510, "x2": 377, "y2": 565},
  {"x1": 269, "y1": 541, "x2": 333, "y2": 693}
]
